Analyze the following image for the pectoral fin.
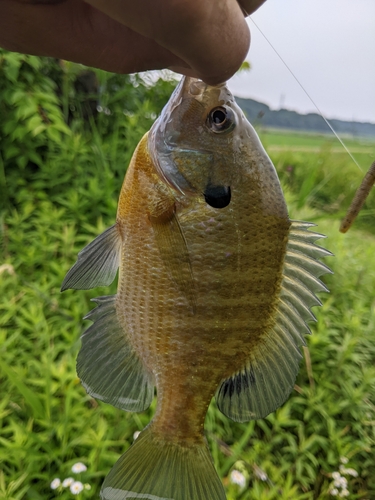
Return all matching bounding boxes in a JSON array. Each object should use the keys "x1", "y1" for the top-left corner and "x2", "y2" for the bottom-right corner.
[
  {"x1": 61, "y1": 224, "x2": 122, "y2": 291},
  {"x1": 149, "y1": 191, "x2": 196, "y2": 308}
]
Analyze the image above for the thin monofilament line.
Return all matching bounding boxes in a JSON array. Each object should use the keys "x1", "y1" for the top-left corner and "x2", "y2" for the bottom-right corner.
[{"x1": 250, "y1": 18, "x2": 363, "y2": 171}]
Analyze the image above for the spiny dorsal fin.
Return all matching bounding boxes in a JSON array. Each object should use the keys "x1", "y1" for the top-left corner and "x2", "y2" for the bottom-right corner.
[
  {"x1": 216, "y1": 220, "x2": 332, "y2": 422},
  {"x1": 61, "y1": 224, "x2": 122, "y2": 291}
]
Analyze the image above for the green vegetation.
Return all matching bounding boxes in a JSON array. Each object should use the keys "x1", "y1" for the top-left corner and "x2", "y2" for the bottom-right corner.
[
  {"x1": 261, "y1": 129, "x2": 375, "y2": 228},
  {"x1": 236, "y1": 96, "x2": 375, "y2": 138},
  {"x1": 259, "y1": 128, "x2": 375, "y2": 151},
  {"x1": 1, "y1": 51, "x2": 375, "y2": 500}
]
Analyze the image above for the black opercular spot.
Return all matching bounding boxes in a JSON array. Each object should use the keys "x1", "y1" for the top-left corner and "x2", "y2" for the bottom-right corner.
[{"x1": 204, "y1": 185, "x2": 231, "y2": 209}]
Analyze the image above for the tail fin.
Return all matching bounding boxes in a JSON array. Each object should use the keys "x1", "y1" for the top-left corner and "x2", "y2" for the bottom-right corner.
[{"x1": 101, "y1": 425, "x2": 226, "y2": 500}]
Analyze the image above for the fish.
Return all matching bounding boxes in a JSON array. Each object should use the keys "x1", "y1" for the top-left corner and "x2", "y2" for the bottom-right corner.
[{"x1": 61, "y1": 76, "x2": 332, "y2": 500}]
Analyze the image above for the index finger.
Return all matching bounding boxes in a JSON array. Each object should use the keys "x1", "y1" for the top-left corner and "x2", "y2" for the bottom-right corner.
[
  {"x1": 238, "y1": 0, "x2": 267, "y2": 16},
  {"x1": 85, "y1": 0, "x2": 261, "y2": 84},
  {"x1": 0, "y1": 0, "x2": 188, "y2": 74}
]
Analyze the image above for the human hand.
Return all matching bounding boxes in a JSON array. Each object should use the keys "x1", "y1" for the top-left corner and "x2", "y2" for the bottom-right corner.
[{"x1": 0, "y1": 0, "x2": 266, "y2": 85}]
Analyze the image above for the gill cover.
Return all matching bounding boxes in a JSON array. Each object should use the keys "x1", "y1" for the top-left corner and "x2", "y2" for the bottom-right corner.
[{"x1": 148, "y1": 77, "x2": 249, "y2": 205}]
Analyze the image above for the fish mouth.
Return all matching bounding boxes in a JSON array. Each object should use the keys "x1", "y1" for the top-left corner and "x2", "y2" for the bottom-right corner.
[{"x1": 204, "y1": 185, "x2": 231, "y2": 209}]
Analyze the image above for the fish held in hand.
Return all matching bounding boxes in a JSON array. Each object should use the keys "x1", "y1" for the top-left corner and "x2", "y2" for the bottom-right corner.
[{"x1": 61, "y1": 77, "x2": 332, "y2": 500}]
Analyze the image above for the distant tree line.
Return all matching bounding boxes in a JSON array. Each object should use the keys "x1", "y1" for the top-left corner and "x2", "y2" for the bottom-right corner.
[{"x1": 236, "y1": 97, "x2": 375, "y2": 137}]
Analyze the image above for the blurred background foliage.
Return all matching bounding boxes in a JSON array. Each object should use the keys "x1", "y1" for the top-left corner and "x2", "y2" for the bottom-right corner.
[{"x1": 0, "y1": 49, "x2": 375, "y2": 499}]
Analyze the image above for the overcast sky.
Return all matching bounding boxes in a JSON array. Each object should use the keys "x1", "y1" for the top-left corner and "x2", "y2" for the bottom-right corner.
[{"x1": 228, "y1": 0, "x2": 375, "y2": 123}]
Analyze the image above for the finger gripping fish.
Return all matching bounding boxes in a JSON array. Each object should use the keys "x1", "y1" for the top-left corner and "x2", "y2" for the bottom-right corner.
[{"x1": 61, "y1": 77, "x2": 331, "y2": 500}]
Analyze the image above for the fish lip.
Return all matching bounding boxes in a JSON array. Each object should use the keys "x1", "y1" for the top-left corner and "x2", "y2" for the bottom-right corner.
[
  {"x1": 204, "y1": 185, "x2": 231, "y2": 209},
  {"x1": 180, "y1": 77, "x2": 214, "y2": 98}
]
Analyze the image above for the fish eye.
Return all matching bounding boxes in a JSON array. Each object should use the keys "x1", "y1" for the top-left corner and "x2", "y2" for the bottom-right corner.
[{"x1": 207, "y1": 106, "x2": 235, "y2": 133}]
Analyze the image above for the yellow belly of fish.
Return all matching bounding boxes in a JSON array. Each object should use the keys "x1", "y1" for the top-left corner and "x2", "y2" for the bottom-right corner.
[{"x1": 116, "y1": 206, "x2": 289, "y2": 443}]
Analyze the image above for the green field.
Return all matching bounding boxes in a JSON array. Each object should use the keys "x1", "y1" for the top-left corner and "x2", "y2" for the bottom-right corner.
[
  {"x1": 263, "y1": 130, "x2": 375, "y2": 178},
  {"x1": 264, "y1": 129, "x2": 375, "y2": 234},
  {"x1": 260, "y1": 128, "x2": 375, "y2": 150},
  {"x1": 1, "y1": 52, "x2": 375, "y2": 500}
]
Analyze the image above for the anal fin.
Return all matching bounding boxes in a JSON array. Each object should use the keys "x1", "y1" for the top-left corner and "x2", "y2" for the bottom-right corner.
[
  {"x1": 78, "y1": 295, "x2": 154, "y2": 412},
  {"x1": 216, "y1": 331, "x2": 302, "y2": 421}
]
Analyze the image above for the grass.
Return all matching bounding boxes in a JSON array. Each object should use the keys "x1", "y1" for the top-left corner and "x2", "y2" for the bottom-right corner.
[
  {"x1": 259, "y1": 128, "x2": 375, "y2": 151},
  {"x1": 263, "y1": 130, "x2": 375, "y2": 232},
  {"x1": 1, "y1": 68, "x2": 375, "y2": 499}
]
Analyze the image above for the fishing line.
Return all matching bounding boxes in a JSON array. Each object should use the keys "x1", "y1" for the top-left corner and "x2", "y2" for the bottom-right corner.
[{"x1": 249, "y1": 18, "x2": 363, "y2": 172}]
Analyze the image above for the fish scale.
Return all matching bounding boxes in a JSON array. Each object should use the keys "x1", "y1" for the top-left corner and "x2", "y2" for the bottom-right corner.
[
  {"x1": 117, "y1": 150, "x2": 286, "y2": 377},
  {"x1": 61, "y1": 76, "x2": 332, "y2": 500}
]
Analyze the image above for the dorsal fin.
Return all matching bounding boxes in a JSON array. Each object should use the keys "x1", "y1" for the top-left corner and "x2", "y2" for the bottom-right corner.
[{"x1": 216, "y1": 220, "x2": 333, "y2": 422}]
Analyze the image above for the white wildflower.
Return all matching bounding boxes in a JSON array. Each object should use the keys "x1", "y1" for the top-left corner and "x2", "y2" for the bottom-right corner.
[
  {"x1": 334, "y1": 476, "x2": 348, "y2": 489},
  {"x1": 133, "y1": 431, "x2": 141, "y2": 441},
  {"x1": 339, "y1": 489, "x2": 350, "y2": 498},
  {"x1": 340, "y1": 466, "x2": 358, "y2": 477},
  {"x1": 332, "y1": 471, "x2": 341, "y2": 480},
  {"x1": 340, "y1": 457, "x2": 349, "y2": 464},
  {"x1": 62, "y1": 477, "x2": 74, "y2": 487},
  {"x1": 50, "y1": 478, "x2": 61, "y2": 490},
  {"x1": 70, "y1": 481, "x2": 84, "y2": 495},
  {"x1": 230, "y1": 470, "x2": 246, "y2": 489},
  {"x1": 330, "y1": 488, "x2": 339, "y2": 496},
  {"x1": 346, "y1": 468, "x2": 358, "y2": 477},
  {"x1": 72, "y1": 462, "x2": 87, "y2": 473}
]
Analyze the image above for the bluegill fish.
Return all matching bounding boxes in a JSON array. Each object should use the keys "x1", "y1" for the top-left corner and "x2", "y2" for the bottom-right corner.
[{"x1": 62, "y1": 77, "x2": 331, "y2": 500}]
